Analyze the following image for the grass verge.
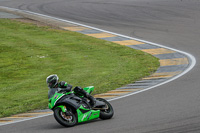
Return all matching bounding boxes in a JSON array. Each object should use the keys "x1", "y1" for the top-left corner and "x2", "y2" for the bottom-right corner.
[{"x1": 0, "y1": 19, "x2": 159, "y2": 117}]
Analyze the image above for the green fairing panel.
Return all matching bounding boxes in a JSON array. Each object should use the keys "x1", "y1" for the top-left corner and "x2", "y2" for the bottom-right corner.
[
  {"x1": 48, "y1": 93, "x2": 64, "y2": 109},
  {"x1": 77, "y1": 105, "x2": 100, "y2": 123},
  {"x1": 83, "y1": 86, "x2": 94, "y2": 94}
]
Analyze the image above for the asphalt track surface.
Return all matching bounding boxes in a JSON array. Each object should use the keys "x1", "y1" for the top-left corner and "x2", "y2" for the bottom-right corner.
[{"x1": 1, "y1": 0, "x2": 200, "y2": 132}]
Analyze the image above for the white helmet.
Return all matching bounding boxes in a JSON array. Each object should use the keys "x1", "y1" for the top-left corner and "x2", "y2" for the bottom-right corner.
[{"x1": 46, "y1": 74, "x2": 59, "y2": 88}]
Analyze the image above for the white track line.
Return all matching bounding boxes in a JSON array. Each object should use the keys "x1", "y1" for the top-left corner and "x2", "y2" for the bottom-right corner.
[{"x1": 0, "y1": 6, "x2": 196, "y2": 126}]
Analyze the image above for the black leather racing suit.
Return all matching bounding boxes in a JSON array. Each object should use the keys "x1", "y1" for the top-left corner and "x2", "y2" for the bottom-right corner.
[{"x1": 48, "y1": 81, "x2": 96, "y2": 107}]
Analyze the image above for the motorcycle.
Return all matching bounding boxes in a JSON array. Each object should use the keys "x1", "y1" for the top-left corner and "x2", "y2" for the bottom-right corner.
[{"x1": 48, "y1": 86, "x2": 114, "y2": 127}]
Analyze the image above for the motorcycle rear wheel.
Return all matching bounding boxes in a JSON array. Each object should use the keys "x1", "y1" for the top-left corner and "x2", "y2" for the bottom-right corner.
[
  {"x1": 96, "y1": 98, "x2": 114, "y2": 120},
  {"x1": 54, "y1": 107, "x2": 77, "y2": 127}
]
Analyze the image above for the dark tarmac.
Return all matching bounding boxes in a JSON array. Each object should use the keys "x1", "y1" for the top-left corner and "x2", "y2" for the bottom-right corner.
[{"x1": 1, "y1": 0, "x2": 200, "y2": 132}]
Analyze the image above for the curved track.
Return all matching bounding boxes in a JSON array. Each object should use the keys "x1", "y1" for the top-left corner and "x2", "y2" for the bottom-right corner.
[{"x1": 1, "y1": 0, "x2": 200, "y2": 132}]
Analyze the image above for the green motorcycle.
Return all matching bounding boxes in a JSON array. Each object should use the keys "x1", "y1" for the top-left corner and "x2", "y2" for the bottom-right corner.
[{"x1": 48, "y1": 86, "x2": 114, "y2": 127}]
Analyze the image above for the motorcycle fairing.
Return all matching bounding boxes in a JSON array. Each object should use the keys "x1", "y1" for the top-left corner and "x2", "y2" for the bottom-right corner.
[
  {"x1": 53, "y1": 93, "x2": 81, "y2": 110},
  {"x1": 77, "y1": 105, "x2": 100, "y2": 123}
]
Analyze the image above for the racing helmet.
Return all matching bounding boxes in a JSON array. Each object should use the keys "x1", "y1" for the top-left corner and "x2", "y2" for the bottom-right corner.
[{"x1": 46, "y1": 74, "x2": 59, "y2": 88}]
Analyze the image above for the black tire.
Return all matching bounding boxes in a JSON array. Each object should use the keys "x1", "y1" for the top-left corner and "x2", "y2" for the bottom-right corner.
[
  {"x1": 54, "y1": 107, "x2": 77, "y2": 127},
  {"x1": 96, "y1": 98, "x2": 114, "y2": 120}
]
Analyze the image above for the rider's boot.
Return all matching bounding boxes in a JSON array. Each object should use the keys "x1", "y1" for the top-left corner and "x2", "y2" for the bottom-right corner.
[
  {"x1": 87, "y1": 95, "x2": 96, "y2": 108},
  {"x1": 73, "y1": 86, "x2": 96, "y2": 108}
]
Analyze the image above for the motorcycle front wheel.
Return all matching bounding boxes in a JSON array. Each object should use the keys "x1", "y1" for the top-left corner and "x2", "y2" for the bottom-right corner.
[{"x1": 54, "y1": 107, "x2": 77, "y2": 127}]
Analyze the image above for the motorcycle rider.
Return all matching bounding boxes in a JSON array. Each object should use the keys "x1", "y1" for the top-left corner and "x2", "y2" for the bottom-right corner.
[{"x1": 46, "y1": 74, "x2": 96, "y2": 108}]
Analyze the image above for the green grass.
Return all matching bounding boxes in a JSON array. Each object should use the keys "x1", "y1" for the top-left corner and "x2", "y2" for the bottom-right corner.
[{"x1": 0, "y1": 19, "x2": 159, "y2": 117}]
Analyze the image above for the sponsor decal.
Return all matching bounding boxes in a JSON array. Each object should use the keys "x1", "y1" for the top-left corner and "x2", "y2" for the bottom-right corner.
[
  {"x1": 87, "y1": 112, "x2": 92, "y2": 119},
  {"x1": 54, "y1": 95, "x2": 59, "y2": 99},
  {"x1": 82, "y1": 114, "x2": 87, "y2": 121}
]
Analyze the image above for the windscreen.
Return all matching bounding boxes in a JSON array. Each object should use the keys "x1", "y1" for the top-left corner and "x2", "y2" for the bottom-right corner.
[{"x1": 48, "y1": 88, "x2": 59, "y2": 99}]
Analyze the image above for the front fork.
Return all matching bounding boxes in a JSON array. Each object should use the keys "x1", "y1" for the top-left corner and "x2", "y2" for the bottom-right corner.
[{"x1": 56, "y1": 105, "x2": 75, "y2": 117}]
